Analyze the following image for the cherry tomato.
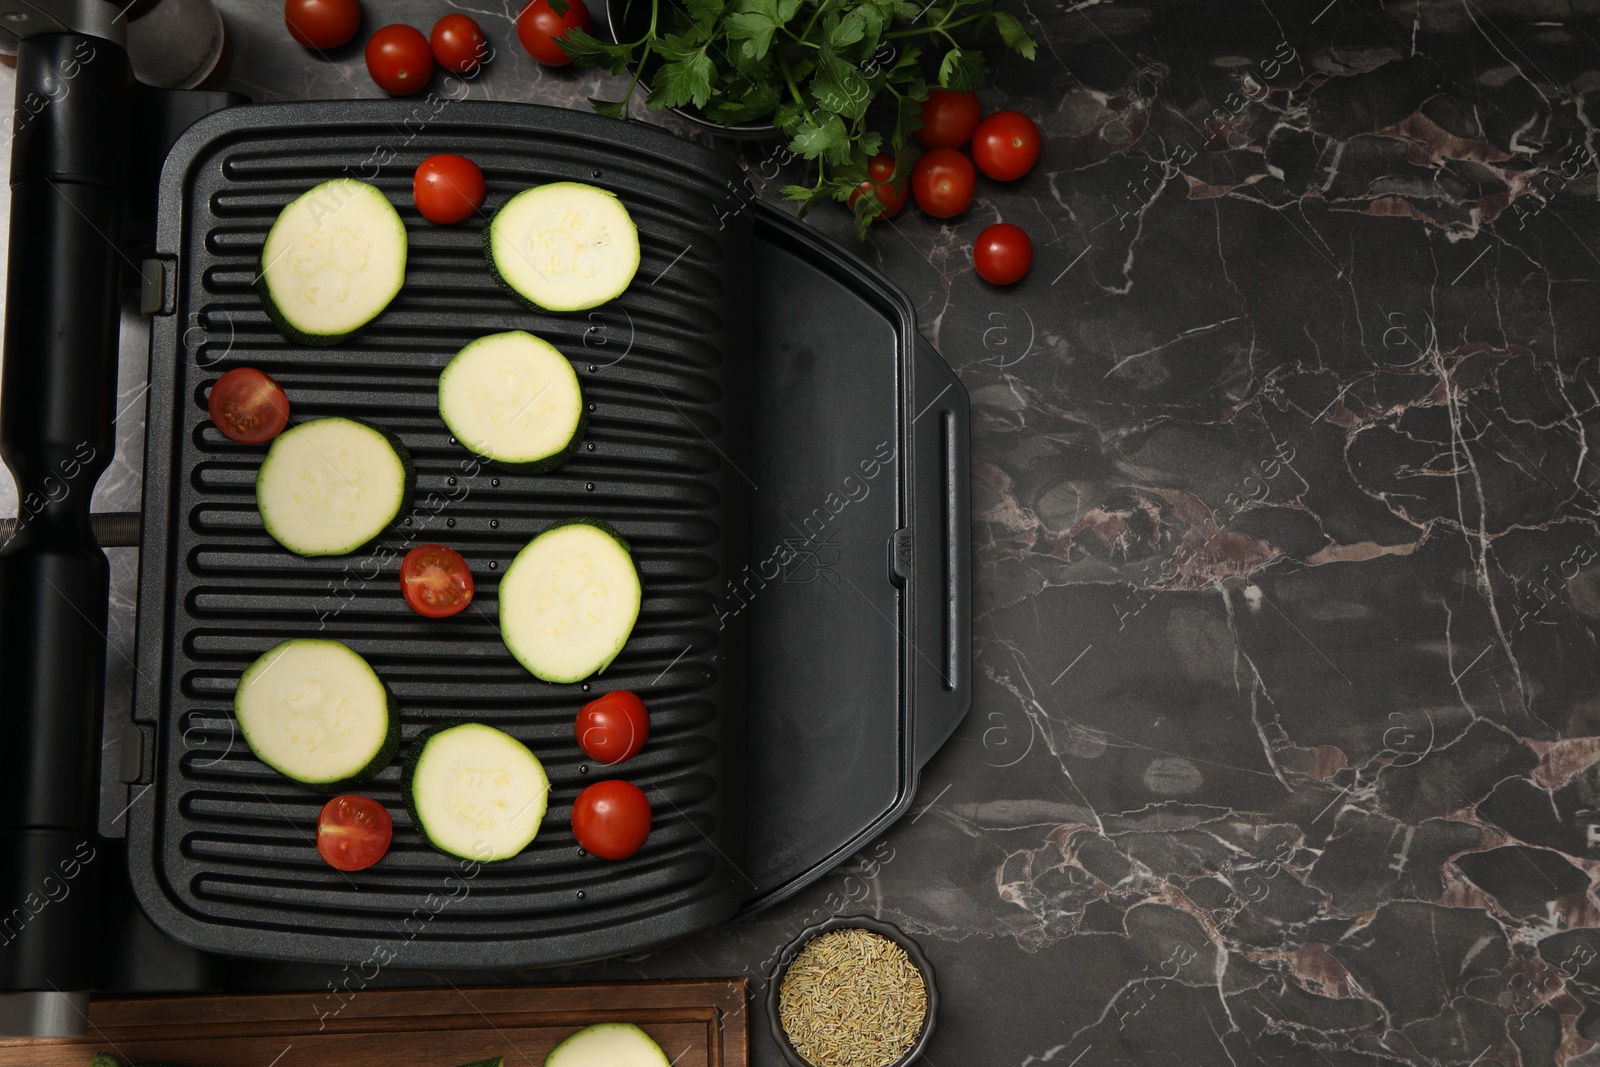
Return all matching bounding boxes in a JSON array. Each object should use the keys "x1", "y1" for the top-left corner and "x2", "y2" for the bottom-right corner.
[
  {"x1": 973, "y1": 223, "x2": 1033, "y2": 285},
  {"x1": 283, "y1": 0, "x2": 360, "y2": 48},
  {"x1": 575, "y1": 690, "x2": 650, "y2": 765},
  {"x1": 208, "y1": 367, "x2": 290, "y2": 445},
  {"x1": 365, "y1": 24, "x2": 433, "y2": 95},
  {"x1": 413, "y1": 153, "x2": 486, "y2": 225},
  {"x1": 916, "y1": 89, "x2": 983, "y2": 149},
  {"x1": 911, "y1": 147, "x2": 976, "y2": 218},
  {"x1": 430, "y1": 13, "x2": 487, "y2": 73},
  {"x1": 516, "y1": 0, "x2": 592, "y2": 66},
  {"x1": 400, "y1": 544, "x2": 474, "y2": 618},
  {"x1": 848, "y1": 152, "x2": 907, "y2": 219},
  {"x1": 571, "y1": 779, "x2": 652, "y2": 860},
  {"x1": 316, "y1": 794, "x2": 393, "y2": 871},
  {"x1": 971, "y1": 110, "x2": 1041, "y2": 181}
]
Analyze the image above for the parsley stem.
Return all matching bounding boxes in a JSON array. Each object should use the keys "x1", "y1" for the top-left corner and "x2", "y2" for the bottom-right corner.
[
  {"x1": 777, "y1": 52, "x2": 814, "y2": 121},
  {"x1": 801, "y1": 0, "x2": 836, "y2": 40},
  {"x1": 884, "y1": 10, "x2": 990, "y2": 39}
]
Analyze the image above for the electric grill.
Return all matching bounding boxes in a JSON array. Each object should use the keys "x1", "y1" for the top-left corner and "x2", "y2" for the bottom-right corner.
[{"x1": 0, "y1": 7, "x2": 970, "y2": 1028}]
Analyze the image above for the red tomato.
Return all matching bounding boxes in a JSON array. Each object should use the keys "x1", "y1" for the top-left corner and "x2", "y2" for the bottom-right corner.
[
  {"x1": 911, "y1": 147, "x2": 976, "y2": 218},
  {"x1": 973, "y1": 223, "x2": 1033, "y2": 285},
  {"x1": 848, "y1": 153, "x2": 907, "y2": 220},
  {"x1": 365, "y1": 24, "x2": 433, "y2": 95},
  {"x1": 571, "y1": 779, "x2": 651, "y2": 860},
  {"x1": 575, "y1": 690, "x2": 650, "y2": 765},
  {"x1": 413, "y1": 154, "x2": 486, "y2": 225},
  {"x1": 316, "y1": 794, "x2": 393, "y2": 871},
  {"x1": 916, "y1": 89, "x2": 983, "y2": 149},
  {"x1": 400, "y1": 544, "x2": 474, "y2": 618},
  {"x1": 283, "y1": 0, "x2": 360, "y2": 48},
  {"x1": 430, "y1": 13, "x2": 487, "y2": 73},
  {"x1": 208, "y1": 367, "x2": 289, "y2": 445},
  {"x1": 516, "y1": 0, "x2": 592, "y2": 66},
  {"x1": 971, "y1": 110, "x2": 1041, "y2": 181}
]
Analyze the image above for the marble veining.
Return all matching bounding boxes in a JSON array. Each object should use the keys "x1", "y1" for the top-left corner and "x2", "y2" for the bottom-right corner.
[{"x1": 3, "y1": 0, "x2": 1599, "y2": 1063}]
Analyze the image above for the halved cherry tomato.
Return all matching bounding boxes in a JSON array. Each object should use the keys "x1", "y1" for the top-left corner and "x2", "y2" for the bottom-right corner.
[
  {"x1": 911, "y1": 147, "x2": 975, "y2": 218},
  {"x1": 973, "y1": 223, "x2": 1033, "y2": 284},
  {"x1": 208, "y1": 367, "x2": 290, "y2": 445},
  {"x1": 430, "y1": 13, "x2": 487, "y2": 73},
  {"x1": 916, "y1": 89, "x2": 983, "y2": 149},
  {"x1": 971, "y1": 110, "x2": 1041, "y2": 181},
  {"x1": 283, "y1": 0, "x2": 360, "y2": 49},
  {"x1": 316, "y1": 794, "x2": 393, "y2": 871},
  {"x1": 848, "y1": 152, "x2": 907, "y2": 220},
  {"x1": 413, "y1": 153, "x2": 486, "y2": 225},
  {"x1": 572, "y1": 779, "x2": 651, "y2": 859},
  {"x1": 516, "y1": 0, "x2": 592, "y2": 66},
  {"x1": 365, "y1": 24, "x2": 433, "y2": 95},
  {"x1": 400, "y1": 544, "x2": 474, "y2": 618},
  {"x1": 575, "y1": 690, "x2": 649, "y2": 765}
]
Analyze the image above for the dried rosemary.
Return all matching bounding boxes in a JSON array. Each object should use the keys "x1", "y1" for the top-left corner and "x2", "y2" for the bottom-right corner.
[{"x1": 778, "y1": 927, "x2": 929, "y2": 1067}]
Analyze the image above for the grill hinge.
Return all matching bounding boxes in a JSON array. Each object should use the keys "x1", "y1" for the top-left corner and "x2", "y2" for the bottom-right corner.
[{"x1": 140, "y1": 256, "x2": 176, "y2": 316}]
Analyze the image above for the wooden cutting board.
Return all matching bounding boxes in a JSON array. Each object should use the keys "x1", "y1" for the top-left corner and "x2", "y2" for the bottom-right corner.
[{"x1": 0, "y1": 979, "x2": 747, "y2": 1067}]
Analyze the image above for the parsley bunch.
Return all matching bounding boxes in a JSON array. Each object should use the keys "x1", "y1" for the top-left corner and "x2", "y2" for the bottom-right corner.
[{"x1": 558, "y1": 0, "x2": 1035, "y2": 235}]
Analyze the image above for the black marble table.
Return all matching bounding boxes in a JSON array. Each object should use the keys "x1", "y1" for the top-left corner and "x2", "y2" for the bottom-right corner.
[{"x1": 7, "y1": 0, "x2": 1600, "y2": 1063}]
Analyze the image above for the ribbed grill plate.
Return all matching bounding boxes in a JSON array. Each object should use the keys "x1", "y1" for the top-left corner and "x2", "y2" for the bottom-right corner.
[{"x1": 128, "y1": 102, "x2": 752, "y2": 968}]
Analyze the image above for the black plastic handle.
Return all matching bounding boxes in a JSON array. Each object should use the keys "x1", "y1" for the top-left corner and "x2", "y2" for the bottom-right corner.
[
  {"x1": 912, "y1": 335, "x2": 971, "y2": 769},
  {"x1": 0, "y1": 32, "x2": 128, "y2": 994}
]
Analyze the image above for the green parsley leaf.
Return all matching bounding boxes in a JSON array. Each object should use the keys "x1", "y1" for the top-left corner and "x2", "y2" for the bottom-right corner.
[
  {"x1": 992, "y1": 11, "x2": 1037, "y2": 60},
  {"x1": 558, "y1": 27, "x2": 632, "y2": 73},
  {"x1": 684, "y1": 0, "x2": 726, "y2": 28},
  {"x1": 649, "y1": 49, "x2": 716, "y2": 109},
  {"x1": 790, "y1": 114, "x2": 849, "y2": 160},
  {"x1": 589, "y1": 97, "x2": 628, "y2": 119},
  {"x1": 829, "y1": 9, "x2": 867, "y2": 46},
  {"x1": 938, "y1": 46, "x2": 987, "y2": 91}
]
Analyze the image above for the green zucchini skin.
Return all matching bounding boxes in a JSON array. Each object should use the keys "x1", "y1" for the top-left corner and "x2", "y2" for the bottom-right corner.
[
  {"x1": 400, "y1": 721, "x2": 458, "y2": 839},
  {"x1": 537, "y1": 515, "x2": 632, "y2": 555},
  {"x1": 480, "y1": 185, "x2": 639, "y2": 313},
  {"x1": 475, "y1": 403, "x2": 587, "y2": 476},
  {"x1": 402, "y1": 723, "x2": 548, "y2": 862},
  {"x1": 255, "y1": 417, "x2": 415, "y2": 557},
  {"x1": 233, "y1": 640, "x2": 401, "y2": 791},
  {"x1": 255, "y1": 274, "x2": 355, "y2": 347}
]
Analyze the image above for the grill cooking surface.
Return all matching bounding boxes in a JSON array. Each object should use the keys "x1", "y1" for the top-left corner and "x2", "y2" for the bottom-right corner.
[{"x1": 129, "y1": 102, "x2": 753, "y2": 967}]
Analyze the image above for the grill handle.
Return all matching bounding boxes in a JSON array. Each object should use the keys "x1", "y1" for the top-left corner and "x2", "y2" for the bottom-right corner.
[
  {"x1": 0, "y1": 30, "x2": 129, "y2": 1007},
  {"x1": 911, "y1": 335, "x2": 971, "y2": 769}
]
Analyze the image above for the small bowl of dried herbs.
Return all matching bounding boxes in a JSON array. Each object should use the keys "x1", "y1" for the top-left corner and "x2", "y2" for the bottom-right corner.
[{"x1": 766, "y1": 914, "x2": 938, "y2": 1067}]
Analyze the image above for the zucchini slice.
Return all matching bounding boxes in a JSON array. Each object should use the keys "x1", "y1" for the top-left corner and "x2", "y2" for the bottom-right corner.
[
  {"x1": 438, "y1": 331, "x2": 585, "y2": 470},
  {"x1": 259, "y1": 178, "x2": 407, "y2": 345},
  {"x1": 406, "y1": 723, "x2": 549, "y2": 862},
  {"x1": 257, "y1": 417, "x2": 412, "y2": 557},
  {"x1": 235, "y1": 639, "x2": 398, "y2": 786},
  {"x1": 499, "y1": 520, "x2": 642, "y2": 684},
  {"x1": 544, "y1": 1024, "x2": 670, "y2": 1067},
  {"x1": 485, "y1": 183, "x2": 640, "y2": 312}
]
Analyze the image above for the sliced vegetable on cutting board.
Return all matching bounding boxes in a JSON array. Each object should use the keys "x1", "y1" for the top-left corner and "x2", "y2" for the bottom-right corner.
[
  {"x1": 486, "y1": 183, "x2": 639, "y2": 312},
  {"x1": 208, "y1": 366, "x2": 290, "y2": 444},
  {"x1": 499, "y1": 519, "x2": 642, "y2": 683},
  {"x1": 260, "y1": 178, "x2": 406, "y2": 345},
  {"x1": 257, "y1": 416, "x2": 412, "y2": 556},
  {"x1": 544, "y1": 1023, "x2": 670, "y2": 1067},
  {"x1": 406, "y1": 723, "x2": 550, "y2": 861},
  {"x1": 235, "y1": 639, "x2": 399, "y2": 787},
  {"x1": 571, "y1": 779, "x2": 651, "y2": 860},
  {"x1": 438, "y1": 330, "x2": 585, "y2": 469},
  {"x1": 316, "y1": 794, "x2": 394, "y2": 871},
  {"x1": 401, "y1": 543, "x2": 475, "y2": 618}
]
